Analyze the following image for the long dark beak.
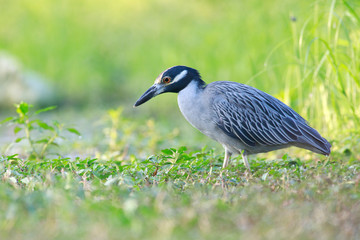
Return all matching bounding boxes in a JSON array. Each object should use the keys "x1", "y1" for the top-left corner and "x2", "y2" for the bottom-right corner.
[{"x1": 134, "y1": 85, "x2": 158, "y2": 107}]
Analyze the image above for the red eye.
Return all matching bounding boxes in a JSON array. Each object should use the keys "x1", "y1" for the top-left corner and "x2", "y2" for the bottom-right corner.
[{"x1": 162, "y1": 76, "x2": 171, "y2": 84}]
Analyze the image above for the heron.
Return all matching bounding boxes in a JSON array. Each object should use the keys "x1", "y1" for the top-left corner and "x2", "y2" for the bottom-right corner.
[{"x1": 134, "y1": 65, "x2": 331, "y2": 170}]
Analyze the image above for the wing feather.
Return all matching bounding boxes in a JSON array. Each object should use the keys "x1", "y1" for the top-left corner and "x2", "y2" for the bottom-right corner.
[{"x1": 210, "y1": 82, "x2": 304, "y2": 148}]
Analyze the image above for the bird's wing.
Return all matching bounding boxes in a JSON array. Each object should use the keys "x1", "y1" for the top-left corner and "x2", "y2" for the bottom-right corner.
[{"x1": 209, "y1": 82, "x2": 306, "y2": 147}]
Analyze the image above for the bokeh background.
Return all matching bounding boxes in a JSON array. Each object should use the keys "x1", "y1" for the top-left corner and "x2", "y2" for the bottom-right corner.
[
  {"x1": 0, "y1": 2, "x2": 360, "y2": 239},
  {"x1": 0, "y1": 0, "x2": 359, "y2": 155}
]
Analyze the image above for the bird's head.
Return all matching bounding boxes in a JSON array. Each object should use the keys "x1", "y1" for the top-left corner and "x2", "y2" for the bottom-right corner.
[{"x1": 134, "y1": 65, "x2": 204, "y2": 107}]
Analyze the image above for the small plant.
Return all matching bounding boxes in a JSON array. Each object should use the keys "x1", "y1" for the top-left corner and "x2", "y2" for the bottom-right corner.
[
  {"x1": 0, "y1": 102, "x2": 80, "y2": 160},
  {"x1": 99, "y1": 107, "x2": 179, "y2": 161}
]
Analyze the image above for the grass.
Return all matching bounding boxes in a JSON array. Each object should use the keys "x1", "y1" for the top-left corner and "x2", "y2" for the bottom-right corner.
[
  {"x1": 0, "y1": 0, "x2": 360, "y2": 239},
  {"x1": 1, "y1": 149, "x2": 359, "y2": 239},
  {"x1": 0, "y1": 101, "x2": 359, "y2": 239}
]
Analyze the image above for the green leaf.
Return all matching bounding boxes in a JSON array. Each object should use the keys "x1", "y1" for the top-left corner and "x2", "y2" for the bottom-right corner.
[
  {"x1": 15, "y1": 137, "x2": 24, "y2": 143},
  {"x1": 34, "y1": 106, "x2": 57, "y2": 115},
  {"x1": 35, "y1": 139, "x2": 50, "y2": 144},
  {"x1": 0, "y1": 116, "x2": 15, "y2": 124},
  {"x1": 282, "y1": 154, "x2": 289, "y2": 161},
  {"x1": 178, "y1": 146, "x2": 187, "y2": 153},
  {"x1": 37, "y1": 121, "x2": 55, "y2": 131},
  {"x1": 161, "y1": 149, "x2": 174, "y2": 155},
  {"x1": 6, "y1": 154, "x2": 19, "y2": 160},
  {"x1": 14, "y1": 126, "x2": 22, "y2": 134},
  {"x1": 67, "y1": 128, "x2": 81, "y2": 136},
  {"x1": 16, "y1": 102, "x2": 32, "y2": 115}
]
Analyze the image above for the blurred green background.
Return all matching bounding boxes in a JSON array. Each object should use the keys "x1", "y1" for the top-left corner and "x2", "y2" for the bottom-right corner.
[
  {"x1": 1, "y1": 2, "x2": 360, "y2": 239},
  {"x1": 0, "y1": 0, "x2": 297, "y2": 104},
  {"x1": 0, "y1": 0, "x2": 359, "y2": 148}
]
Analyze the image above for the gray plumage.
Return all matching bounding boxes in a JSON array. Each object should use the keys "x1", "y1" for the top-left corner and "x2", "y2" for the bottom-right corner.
[
  {"x1": 208, "y1": 82, "x2": 330, "y2": 155},
  {"x1": 134, "y1": 65, "x2": 331, "y2": 170}
]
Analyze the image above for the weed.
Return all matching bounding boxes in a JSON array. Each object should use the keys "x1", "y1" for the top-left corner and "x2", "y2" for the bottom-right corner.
[{"x1": 1, "y1": 102, "x2": 80, "y2": 160}]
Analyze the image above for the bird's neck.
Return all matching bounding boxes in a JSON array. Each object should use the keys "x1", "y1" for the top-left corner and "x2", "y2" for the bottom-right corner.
[
  {"x1": 178, "y1": 80, "x2": 205, "y2": 100},
  {"x1": 189, "y1": 78, "x2": 206, "y2": 91}
]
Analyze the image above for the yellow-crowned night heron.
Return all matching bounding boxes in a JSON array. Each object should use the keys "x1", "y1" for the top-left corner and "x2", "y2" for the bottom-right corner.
[{"x1": 134, "y1": 66, "x2": 331, "y2": 170}]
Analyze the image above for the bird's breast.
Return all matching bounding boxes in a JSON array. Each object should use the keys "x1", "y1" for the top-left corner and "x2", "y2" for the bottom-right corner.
[{"x1": 177, "y1": 81, "x2": 214, "y2": 135}]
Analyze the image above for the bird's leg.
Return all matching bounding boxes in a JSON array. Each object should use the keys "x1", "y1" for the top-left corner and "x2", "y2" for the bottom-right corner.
[
  {"x1": 221, "y1": 150, "x2": 231, "y2": 189},
  {"x1": 222, "y1": 150, "x2": 232, "y2": 168},
  {"x1": 241, "y1": 152, "x2": 251, "y2": 171}
]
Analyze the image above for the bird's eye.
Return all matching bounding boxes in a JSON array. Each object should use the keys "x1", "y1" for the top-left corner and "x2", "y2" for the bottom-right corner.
[{"x1": 162, "y1": 76, "x2": 171, "y2": 84}]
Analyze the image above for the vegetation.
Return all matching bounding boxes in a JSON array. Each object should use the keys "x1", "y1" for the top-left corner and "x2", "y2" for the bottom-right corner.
[
  {"x1": 1, "y1": 100, "x2": 359, "y2": 239},
  {"x1": 0, "y1": 0, "x2": 359, "y2": 239},
  {"x1": 1, "y1": 150, "x2": 359, "y2": 239}
]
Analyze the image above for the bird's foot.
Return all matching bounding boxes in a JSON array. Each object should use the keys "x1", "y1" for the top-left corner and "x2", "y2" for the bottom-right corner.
[
  {"x1": 220, "y1": 170, "x2": 228, "y2": 189},
  {"x1": 244, "y1": 168, "x2": 252, "y2": 181}
]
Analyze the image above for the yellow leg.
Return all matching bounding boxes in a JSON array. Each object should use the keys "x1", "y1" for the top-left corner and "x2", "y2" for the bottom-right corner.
[
  {"x1": 242, "y1": 152, "x2": 251, "y2": 171},
  {"x1": 222, "y1": 150, "x2": 232, "y2": 168}
]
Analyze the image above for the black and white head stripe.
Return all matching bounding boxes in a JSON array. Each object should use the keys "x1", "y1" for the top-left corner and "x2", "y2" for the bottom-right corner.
[
  {"x1": 151, "y1": 65, "x2": 206, "y2": 93},
  {"x1": 172, "y1": 69, "x2": 188, "y2": 83},
  {"x1": 158, "y1": 66, "x2": 202, "y2": 83}
]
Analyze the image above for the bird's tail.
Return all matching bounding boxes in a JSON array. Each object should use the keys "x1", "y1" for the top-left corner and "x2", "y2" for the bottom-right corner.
[{"x1": 295, "y1": 122, "x2": 331, "y2": 155}]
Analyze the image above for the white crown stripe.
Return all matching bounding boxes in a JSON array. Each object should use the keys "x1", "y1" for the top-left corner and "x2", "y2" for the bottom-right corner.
[{"x1": 172, "y1": 70, "x2": 188, "y2": 83}]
